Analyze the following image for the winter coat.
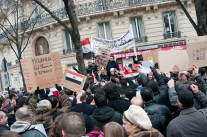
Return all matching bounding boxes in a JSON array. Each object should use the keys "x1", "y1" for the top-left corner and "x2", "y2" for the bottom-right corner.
[
  {"x1": 10, "y1": 121, "x2": 45, "y2": 137},
  {"x1": 144, "y1": 100, "x2": 172, "y2": 136},
  {"x1": 140, "y1": 73, "x2": 169, "y2": 106},
  {"x1": 28, "y1": 90, "x2": 71, "y2": 132},
  {"x1": 129, "y1": 128, "x2": 163, "y2": 137},
  {"x1": 90, "y1": 106, "x2": 122, "y2": 130},
  {"x1": 108, "y1": 98, "x2": 130, "y2": 114},
  {"x1": 106, "y1": 61, "x2": 119, "y2": 80},
  {"x1": 71, "y1": 102, "x2": 96, "y2": 115},
  {"x1": 85, "y1": 130, "x2": 104, "y2": 137},
  {"x1": 0, "y1": 125, "x2": 9, "y2": 133},
  {"x1": 167, "y1": 91, "x2": 207, "y2": 137}
]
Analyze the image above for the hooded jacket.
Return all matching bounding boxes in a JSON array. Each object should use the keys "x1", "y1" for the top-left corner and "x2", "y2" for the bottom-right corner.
[
  {"x1": 10, "y1": 121, "x2": 45, "y2": 137},
  {"x1": 28, "y1": 90, "x2": 71, "y2": 133},
  {"x1": 90, "y1": 106, "x2": 122, "y2": 130}
]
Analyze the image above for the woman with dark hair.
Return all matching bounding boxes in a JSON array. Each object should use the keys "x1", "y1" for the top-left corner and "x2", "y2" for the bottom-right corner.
[
  {"x1": 103, "y1": 82, "x2": 130, "y2": 114},
  {"x1": 104, "y1": 122, "x2": 124, "y2": 137}
]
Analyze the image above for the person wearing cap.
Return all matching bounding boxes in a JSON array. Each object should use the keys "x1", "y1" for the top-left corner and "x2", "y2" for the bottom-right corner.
[{"x1": 123, "y1": 105, "x2": 163, "y2": 137}]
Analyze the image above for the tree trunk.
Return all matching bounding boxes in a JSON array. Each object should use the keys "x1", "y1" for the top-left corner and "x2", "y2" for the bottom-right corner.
[
  {"x1": 64, "y1": 0, "x2": 87, "y2": 75},
  {"x1": 194, "y1": 0, "x2": 207, "y2": 36}
]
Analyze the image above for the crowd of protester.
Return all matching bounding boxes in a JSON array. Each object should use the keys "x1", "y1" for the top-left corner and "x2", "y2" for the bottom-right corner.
[{"x1": 0, "y1": 56, "x2": 207, "y2": 137}]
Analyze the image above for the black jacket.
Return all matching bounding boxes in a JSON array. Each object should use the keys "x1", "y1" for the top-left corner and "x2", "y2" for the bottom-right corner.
[
  {"x1": 90, "y1": 106, "x2": 122, "y2": 130},
  {"x1": 145, "y1": 100, "x2": 172, "y2": 136},
  {"x1": 108, "y1": 98, "x2": 130, "y2": 114},
  {"x1": 71, "y1": 102, "x2": 96, "y2": 115},
  {"x1": 0, "y1": 125, "x2": 9, "y2": 133},
  {"x1": 106, "y1": 61, "x2": 119, "y2": 80}
]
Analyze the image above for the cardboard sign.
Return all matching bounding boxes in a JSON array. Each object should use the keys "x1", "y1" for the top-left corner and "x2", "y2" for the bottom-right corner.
[
  {"x1": 186, "y1": 36, "x2": 207, "y2": 67},
  {"x1": 61, "y1": 70, "x2": 87, "y2": 92},
  {"x1": 95, "y1": 46, "x2": 110, "y2": 68},
  {"x1": 21, "y1": 52, "x2": 63, "y2": 92},
  {"x1": 158, "y1": 50, "x2": 189, "y2": 72},
  {"x1": 142, "y1": 48, "x2": 161, "y2": 66}
]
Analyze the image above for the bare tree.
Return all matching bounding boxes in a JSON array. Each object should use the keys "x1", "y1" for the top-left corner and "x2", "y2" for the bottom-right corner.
[
  {"x1": 0, "y1": 0, "x2": 39, "y2": 91},
  {"x1": 176, "y1": 0, "x2": 207, "y2": 36},
  {"x1": 33, "y1": 0, "x2": 87, "y2": 75}
]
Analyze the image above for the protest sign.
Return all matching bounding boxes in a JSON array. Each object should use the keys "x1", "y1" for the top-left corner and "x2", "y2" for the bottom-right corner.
[
  {"x1": 21, "y1": 52, "x2": 63, "y2": 92},
  {"x1": 95, "y1": 46, "x2": 110, "y2": 68},
  {"x1": 186, "y1": 36, "x2": 207, "y2": 67},
  {"x1": 158, "y1": 50, "x2": 189, "y2": 72},
  {"x1": 142, "y1": 48, "x2": 161, "y2": 66},
  {"x1": 91, "y1": 25, "x2": 135, "y2": 55},
  {"x1": 141, "y1": 61, "x2": 153, "y2": 74},
  {"x1": 61, "y1": 70, "x2": 87, "y2": 92}
]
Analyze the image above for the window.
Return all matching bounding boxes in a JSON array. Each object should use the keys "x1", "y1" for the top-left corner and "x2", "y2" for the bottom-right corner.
[
  {"x1": 98, "y1": 22, "x2": 112, "y2": 40},
  {"x1": 7, "y1": 47, "x2": 11, "y2": 66},
  {"x1": 131, "y1": 17, "x2": 146, "y2": 43},
  {"x1": 63, "y1": 30, "x2": 75, "y2": 54},
  {"x1": 35, "y1": 37, "x2": 50, "y2": 56},
  {"x1": 163, "y1": 12, "x2": 179, "y2": 38},
  {"x1": 34, "y1": 4, "x2": 41, "y2": 26},
  {"x1": 10, "y1": 74, "x2": 14, "y2": 88}
]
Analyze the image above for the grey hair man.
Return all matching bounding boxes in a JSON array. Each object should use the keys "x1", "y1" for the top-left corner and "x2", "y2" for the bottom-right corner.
[
  {"x1": 10, "y1": 107, "x2": 45, "y2": 137},
  {"x1": 62, "y1": 112, "x2": 85, "y2": 137},
  {"x1": 0, "y1": 111, "x2": 9, "y2": 132}
]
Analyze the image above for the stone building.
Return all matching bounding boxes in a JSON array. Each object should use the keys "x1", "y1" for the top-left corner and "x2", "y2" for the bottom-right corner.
[{"x1": 0, "y1": 0, "x2": 197, "y2": 92}]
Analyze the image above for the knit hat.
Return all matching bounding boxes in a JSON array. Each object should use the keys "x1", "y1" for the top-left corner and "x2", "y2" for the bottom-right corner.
[
  {"x1": 124, "y1": 105, "x2": 152, "y2": 130},
  {"x1": 37, "y1": 100, "x2": 52, "y2": 109}
]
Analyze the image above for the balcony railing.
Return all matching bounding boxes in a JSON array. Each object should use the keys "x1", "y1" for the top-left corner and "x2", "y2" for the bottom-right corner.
[
  {"x1": 0, "y1": 0, "x2": 174, "y2": 42},
  {"x1": 164, "y1": 31, "x2": 181, "y2": 39}
]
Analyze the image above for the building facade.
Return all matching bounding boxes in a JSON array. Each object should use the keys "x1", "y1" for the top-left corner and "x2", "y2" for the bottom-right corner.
[{"x1": 0, "y1": 0, "x2": 197, "y2": 92}]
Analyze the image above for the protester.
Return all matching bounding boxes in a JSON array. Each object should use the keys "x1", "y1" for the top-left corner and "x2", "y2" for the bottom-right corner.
[
  {"x1": 62, "y1": 112, "x2": 85, "y2": 137},
  {"x1": 0, "y1": 111, "x2": 9, "y2": 132},
  {"x1": 123, "y1": 105, "x2": 163, "y2": 137},
  {"x1": 90, "y1": 91, "x2": 122, "y2": 130},
  {"x1": 28, "y1": 86, "x2": 71, "y2": 132},
  {"x1": 141, "y1": 87, "x2": 172, "y2": 136},
  {"x1": 10, "y1": 107, "x2": 46, "y2": 137},
  {"x1": 71, "y1": 90, "x2": 96, "y2": 115},
  {"x1": 104, "y1": 122, "x2": 124, "y2": 137},
  {"x1": 103, "y1": 82, "x2": 130, "y2": 114},
  {"x1": 167, "y1": 84, "x2": 207, "y2": 137},
  {"x1": 106, "y1": 56, "x2": 119, "y2": 80}
]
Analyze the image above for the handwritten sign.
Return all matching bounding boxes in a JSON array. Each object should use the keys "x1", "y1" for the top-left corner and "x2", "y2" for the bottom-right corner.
[
  {"x1": 21, "y1": 52, "x2": 63, "y2": 92},
  {"x1": 95, "y1": 46, "x2": 110, "y2": 68},
  {"x1": 61, "y1": 70, "x2": 87, "y2": 92},
  {"x1": 186, "y1": 36, "x2": 207, "y2": 67}
]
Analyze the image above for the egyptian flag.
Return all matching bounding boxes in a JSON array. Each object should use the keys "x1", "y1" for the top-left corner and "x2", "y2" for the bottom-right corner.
[
  {"x1": 124, "y1": 71, "x2": 139, "y2": 83},
  {"x1": 81, "y1": 38, "x2": 92, "y2": 53},
  {"x1": 65, "y1": 71, "x2": 84, "y2": 85}
]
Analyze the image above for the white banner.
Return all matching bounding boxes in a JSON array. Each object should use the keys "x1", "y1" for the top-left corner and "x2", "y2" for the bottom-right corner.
[{"x1": 91, "y1": 25, "x2": 135, "y2": 56}]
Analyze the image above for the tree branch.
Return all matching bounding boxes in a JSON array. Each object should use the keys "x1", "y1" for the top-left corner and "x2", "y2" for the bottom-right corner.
[{"x1": 33, "y1": 0, "x2": 73, "y2": 34}]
